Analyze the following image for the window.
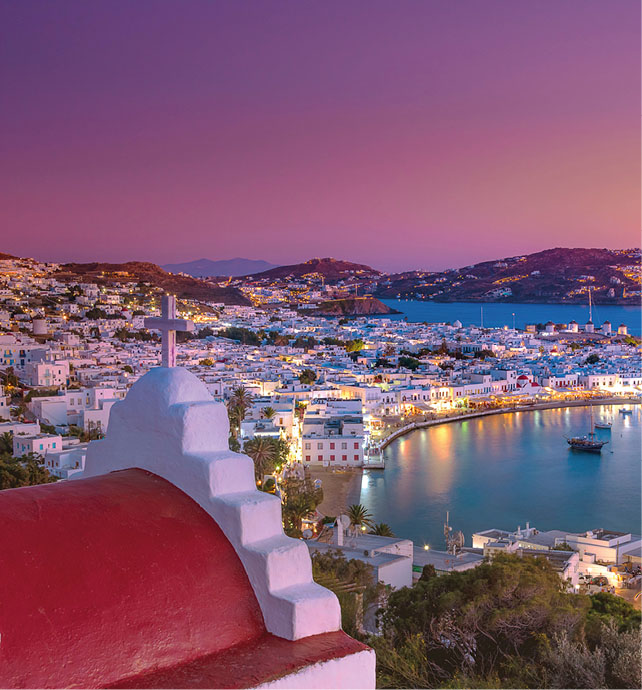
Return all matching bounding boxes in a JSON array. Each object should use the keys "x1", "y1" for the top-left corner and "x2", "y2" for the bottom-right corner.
[
  {"x1": 304, "y1": 442, "x2": 311, "y2": 450},
  {"x1": 342, "y1": 455, "x2": 347, "y2": 461},
  {"x1": 354, "y1": 442, "x2": 359, "y2": 449},
  {"x1": 354, "y1": 454, "x2": 359, "y2": 461},
  {"x1": 330, "y1": 455, "x2": 335, "y2": 461},
  {"x1": 305, "y1": 455, "x2": 310, "y2": 462},
  {"x1": 317, "y1": 442, "x2": 323, "y2": 450},
  {"x1": 317, "y1": 455, "x2": 323, "y2": 462},
  {"x1": 52, "y1": 443, "x2": 56, "y2": 449},
  {"x1": 341, "y1": 442, "x2": 347, "y2": 450},
  {"x1": 330, "y1": 442, "x2": 335, "y2": 450}
]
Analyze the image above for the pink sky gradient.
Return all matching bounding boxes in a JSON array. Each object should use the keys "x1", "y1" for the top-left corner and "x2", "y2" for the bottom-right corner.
[{"x1": 1, "y1": 1, "x2": 639, "y2": 272}]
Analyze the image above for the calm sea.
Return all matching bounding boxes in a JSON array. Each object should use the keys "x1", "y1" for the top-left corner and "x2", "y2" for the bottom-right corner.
[
  {"x1": 381, "y1": 299, "x2": 642, "y2": 336},
  {"x1": 359, "y1": 405, "x2": 641, "y2": 548}
]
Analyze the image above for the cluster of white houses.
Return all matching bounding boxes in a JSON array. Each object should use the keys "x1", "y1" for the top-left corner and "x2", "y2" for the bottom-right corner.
[{"x1": 0, "y1": 256, "x2": 640, "y2": 474}]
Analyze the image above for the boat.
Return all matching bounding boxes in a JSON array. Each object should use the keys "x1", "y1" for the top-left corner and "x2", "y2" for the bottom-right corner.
[
  {"x1": 619, "y1": 408, "x2": 632, "y2": 415},
  {"x1": 567, "y1": 407, "x2": 608, "y2": 452},
  {"x1": 594, "y1": 421, "x2": 612, "y2": 429}
]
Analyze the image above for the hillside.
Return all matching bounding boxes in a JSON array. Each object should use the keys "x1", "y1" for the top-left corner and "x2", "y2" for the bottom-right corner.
[
  {"x1": 55, "y1": 261, "x2": 251, "y2": 305},
  {"x1": 163, "y1": 257, "x2": 278, "y2": 277},
  {"x1": 247, "y1": 257, "x2": 381, "y2": 283},
  {"x1": 313, "y1": 297, "x2": 399, "y2": 316},
  {"x1": 376, "y1": 248, "x2": 641, "y2": 304}
]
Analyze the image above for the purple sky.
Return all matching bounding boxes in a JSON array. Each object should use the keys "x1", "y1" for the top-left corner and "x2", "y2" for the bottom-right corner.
[{"x1": 1, "y1": 1, "x2": 639, "y2": 272}]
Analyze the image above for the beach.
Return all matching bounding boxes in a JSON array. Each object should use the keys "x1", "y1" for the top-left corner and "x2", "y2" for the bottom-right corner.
[{"x1": 308, "y1": 467, "x2": 363, "y2": 518}]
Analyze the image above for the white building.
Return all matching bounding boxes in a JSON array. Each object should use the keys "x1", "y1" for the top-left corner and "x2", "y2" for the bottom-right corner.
[{"x1": 13, "y1": 433, "x2": 63, "y2": 458}]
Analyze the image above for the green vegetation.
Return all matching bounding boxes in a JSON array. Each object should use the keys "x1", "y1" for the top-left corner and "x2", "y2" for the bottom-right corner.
[
  {"x1": 371, "y1": 522, "x2": 395, "y2": 537},
  {"x1": 292, "y1": 335, "x2": 318, "y2": 350},
  {"x1": 227, "y1": 385, "x2": 253, "y2": 441},
  {"x1": 475, "y1": 349, "x2": 497, "y2": 359},
  {"x1": 114, "y1": 327, "x2": 158, "y2": 342},
  {"x1": 24, "y1": 387, "x2": 59, "y2": 402},
  {"x1": 311, "y1": 549, "x2": 385, "y2": 638},
  {"x1": 281, "y1": 474, "x2": 323, "y2": 538},
  {"x1": 0, "y1": 445, "x2": 58, "y2": 491},
  {"x1": 371, "y1": 554, "x2": 641, "y2": 688},
  {"x1": 345, "y1": 338, "x2": 365, "y2": 353},
  {"x1": 218, "y1": 326, "x2": 262, "y2": 345},
  {"x1": 85, "y1": 306, "x2": 125, "y2": 320},
  {"x1": 398, "y1": 356, "x2": 421, "y2": 371},
  {"x1": 585, "y1": 353, "x2": 601, "y2": 365},
  {"x1": 261, "y1": 406, "x2": 276, "y2": 420},
  {"x1": 199, "y1": 358, "x2": 214, "y2": 366},
  {"x1": 243, "y1": 436, "x2": 277, "y2": 481},
  {"x1": 347, "y1": 503, "x2": 374, "y2": 533},
  {"x1": 551, "y1": 541, "x2": 575, "y2": 551},
  {"x1": 299, "y1": 369, "x2": 317, "y2": 385}
]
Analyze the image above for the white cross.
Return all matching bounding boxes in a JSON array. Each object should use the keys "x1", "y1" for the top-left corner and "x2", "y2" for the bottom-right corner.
[{"x1": 144, "y1": 295, "x2": 194, "y2": 368}]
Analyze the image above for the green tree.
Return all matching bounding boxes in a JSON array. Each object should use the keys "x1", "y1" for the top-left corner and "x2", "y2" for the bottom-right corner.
[
  {"x1": 375, "y1": 554, "x2": 591, "y2": 688},
  {"x1": 230, "y1": 385, "x2": 252, "y2": 412},
  {"x1": 398, "y1": 356, "x2": 420, "y2": 371},
  {"x1": 345, "y1": 338, "x2": 365, "y2": 353},
  {"x1": 281, "y1": 474, "x2": 323, "y2": 537},
  {"x1": 261, "y1": 406, "x2": 276, "y2": 421},
  {"x1": 0, "y1": 432, "x2": 14, "y2": 454},
  {"x1": 371, "y1": 522, "x2": 395, "y2": 537},
  {"x1": 347, "y1": 504, "x2": 374, "y2": 534},
  {"x1": 311, "y1": 549, "x2": 384, "y2": 637},
  {"x1": 0, "y1": 453, "x2": 57, "y2": 490},
  {"x1": 199, "y1": 358, "x2": 214, "y2": 366},
  {"x1": 299, "y1": 369, "x2": 317, "y2": 385},
  {"x1": 585, "y1": 592, "x2": 641, "y2": 638},
  {"x1": 244, "y1": 436, "x2": 277, "y2": 482},
  {"x1": 584, "y1": 353, "x2": 600, "y2": 365}
]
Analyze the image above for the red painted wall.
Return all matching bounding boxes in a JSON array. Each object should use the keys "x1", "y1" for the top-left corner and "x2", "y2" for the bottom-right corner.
[{"x1": 0, "y1": 469, "x2": 265, "y2": 688}]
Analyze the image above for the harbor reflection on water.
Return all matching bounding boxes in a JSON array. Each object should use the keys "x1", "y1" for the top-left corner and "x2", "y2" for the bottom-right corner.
[{"x1": 360, "y1": 405, "x2": 641, "y2": 548}]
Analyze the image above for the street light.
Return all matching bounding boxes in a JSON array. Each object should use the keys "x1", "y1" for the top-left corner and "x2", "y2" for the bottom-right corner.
[{"x1": 423, "y1": 544, "x2": 430, "y2": 551}]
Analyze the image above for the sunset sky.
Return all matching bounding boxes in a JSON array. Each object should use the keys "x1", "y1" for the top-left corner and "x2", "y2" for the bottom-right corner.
[{"x1": 1, "y1": 0, "x2": 639, "y2": 272}]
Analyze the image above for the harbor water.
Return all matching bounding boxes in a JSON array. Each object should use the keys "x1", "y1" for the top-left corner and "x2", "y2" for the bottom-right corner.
[
  {"x1": 381, "y1": 299, "x2": 642, "y2": 336},
  {"x1": 360, "y1": 404, "x2": 641, "y2": 548}
]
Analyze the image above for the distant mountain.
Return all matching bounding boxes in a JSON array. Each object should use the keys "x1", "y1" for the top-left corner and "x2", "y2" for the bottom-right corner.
[
  {"x1": 376, "y1": 247, "x2": 641, "y2": 304},
  {"x1": 247, "y1": 257, "x2": 381, "y2": 283},
  {"x1": 55, "y1": 261, "x2": 251, "y2": 305},
  {"x1": 163, "y1": 258, "x2": 279, "y2": 277}
]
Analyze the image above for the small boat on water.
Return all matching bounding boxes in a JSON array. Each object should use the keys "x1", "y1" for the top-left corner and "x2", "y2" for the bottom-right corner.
[
  {"x1": 619, "y1": 408, "x2": 632, "y2": 415},
  {"x1": 595, "y1": 421, "x2": 612, "y2": 429},
  {"x1": 567, "y1": 407, "x2": 608, "y2": 453}
]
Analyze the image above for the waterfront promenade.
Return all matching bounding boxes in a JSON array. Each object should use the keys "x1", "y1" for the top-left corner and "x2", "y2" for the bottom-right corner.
[{"x1": 374, "y1": 396, "x2": 641, "y2": 451}]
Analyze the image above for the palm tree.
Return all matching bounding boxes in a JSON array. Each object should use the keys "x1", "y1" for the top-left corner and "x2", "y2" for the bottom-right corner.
[
  {"x1": 227, "y1": 403, "x2": 244, "y2": 439},
  {"x1": 230, "y1": 385, "x2": 252, "y2": 412},
  {"x1": 0, "y1": 432, "x2": 14, "y2": 455},
  {"x1": 261, "y1": 406, "x2": 276, "y2": 421},
  {"x1": 244, "y1": 437, "x2": 277, "y2": 482},
  {"x1": 371, "y1": 522, "x2": 395, "y2": 537},
  {"x1": 347, "y1": 504, "x2": 373, "y2": 534}
]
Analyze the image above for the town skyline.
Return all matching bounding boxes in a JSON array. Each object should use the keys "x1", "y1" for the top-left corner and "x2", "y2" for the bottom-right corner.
[
  {"x1": 2, "y1": 1, "x2": 640, "y2": 272},
  {"x1": 2, "y1": 243, "x2": 641, "y2": 275}
]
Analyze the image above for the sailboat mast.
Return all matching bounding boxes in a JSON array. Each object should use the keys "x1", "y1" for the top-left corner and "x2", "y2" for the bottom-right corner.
[{"x1": 589, "y1": 287, "x2": 592, "y2": 322}]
